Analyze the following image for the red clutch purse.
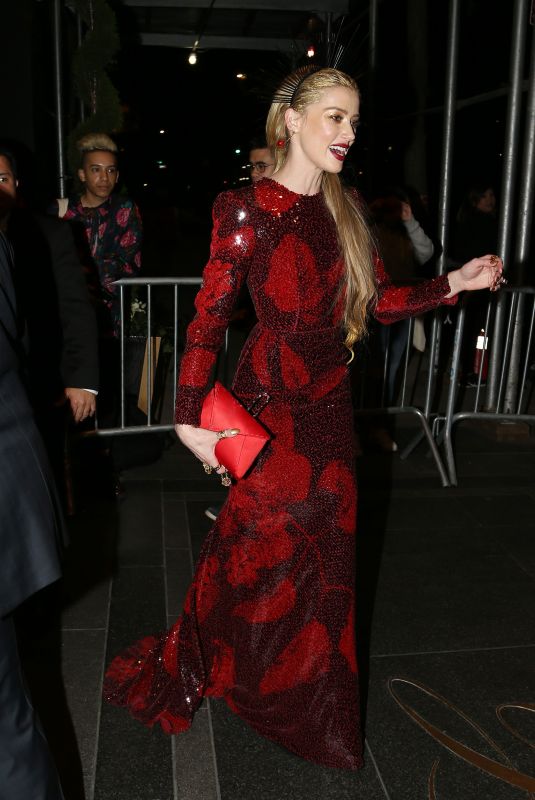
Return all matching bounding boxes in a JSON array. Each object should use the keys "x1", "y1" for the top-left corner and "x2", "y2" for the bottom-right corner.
[{"x1": 200, "y1": 382, "x2": 271, "y2": 479}]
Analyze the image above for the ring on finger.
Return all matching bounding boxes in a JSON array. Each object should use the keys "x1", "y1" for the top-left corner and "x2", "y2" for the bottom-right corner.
[
  {"x1": 216, "y1": 430, "x2": 228, "y2": 440},
  {"x1": 202, "y1": 462, "x2": 213, "y2": 475},
  {"x1": 490, "y1": 274, "x2": 507, "y2": 292}
]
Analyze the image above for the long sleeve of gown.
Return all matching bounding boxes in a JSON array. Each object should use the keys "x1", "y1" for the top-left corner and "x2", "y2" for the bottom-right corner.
[
  {"x1": 373, "y1": 252, "x2": 457, "y2": 324},
  {"x1": 174, "y1": 192, "x2": 255, "y2": 425}
]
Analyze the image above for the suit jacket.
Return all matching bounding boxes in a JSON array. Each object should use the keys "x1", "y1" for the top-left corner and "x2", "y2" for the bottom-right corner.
[
  {"x1": 0, "y1": 233, "x2": 63, "y2": 618},
  {"x1": 6, "y1": 210, "x2": 99, "y2": 409}
]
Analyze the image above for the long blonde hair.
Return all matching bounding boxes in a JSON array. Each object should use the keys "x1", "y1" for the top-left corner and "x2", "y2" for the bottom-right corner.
[{"x1": 266, "y1": 67, "x2": 376, "y2": 353}]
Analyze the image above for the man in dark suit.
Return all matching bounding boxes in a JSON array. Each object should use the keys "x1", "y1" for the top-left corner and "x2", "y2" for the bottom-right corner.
[
  {"x1": 0, "y1": 231, "x2": 65, "y2": 798},
  {"x1": 0, "y1": 146, "x2": 99, "y2": 489}
]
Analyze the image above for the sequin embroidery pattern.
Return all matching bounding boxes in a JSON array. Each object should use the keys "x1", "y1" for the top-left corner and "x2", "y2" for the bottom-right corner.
[{"x1": 104, "y1": 178, "x2": 457, "y2": 770}]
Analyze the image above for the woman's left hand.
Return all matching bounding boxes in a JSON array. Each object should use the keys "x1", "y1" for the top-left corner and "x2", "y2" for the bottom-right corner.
[{"x1": 445, "y1": 254, "x2": 505, "y2": 297}]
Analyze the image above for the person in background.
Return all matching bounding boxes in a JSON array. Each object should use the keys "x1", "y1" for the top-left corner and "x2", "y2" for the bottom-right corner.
[
  {"x1": 54, "y1": 132, "x2": 142, "y2": 338},
  {"x1": 364, "y1": 186, "x2": 435, "y2": 450},
  {"x1": 0, "y1": 144, "x2": 98, "y2": 498},
  {"x1": 453, "y1": 183, "x2": 498, "y2": 264},
  {"x1": 52, "y1": 133, "x2": 143, "y2": 497},
  {"x1": 247, "y1": 136, "x2": 275, "y2": 184},
  {"x1": 0, "y1": 231, "x2": 65, "y2": 800}
]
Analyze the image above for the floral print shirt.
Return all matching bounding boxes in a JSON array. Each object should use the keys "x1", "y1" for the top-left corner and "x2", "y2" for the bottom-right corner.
[{"x1": 61, "y1": 194, "x2": 142, "y2": 337}]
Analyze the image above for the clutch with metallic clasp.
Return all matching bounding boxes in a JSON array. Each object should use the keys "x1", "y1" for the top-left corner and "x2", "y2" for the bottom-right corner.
[{"x1": 200, "y1": 382, "x2": 271, "y2": 479}]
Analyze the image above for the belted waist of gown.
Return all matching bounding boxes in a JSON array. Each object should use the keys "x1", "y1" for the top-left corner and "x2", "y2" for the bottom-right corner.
[
  {"x1": 256, "y1": 323, "x2": 344, "y2": 344},
  {"x1": 233, "y1": 323, "x2": 350, "y2": 405}
]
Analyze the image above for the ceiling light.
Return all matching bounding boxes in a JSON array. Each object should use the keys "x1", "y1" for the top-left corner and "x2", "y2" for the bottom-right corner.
[{"x1": 188, "y1": 51, "x2": 197, "y2": 65}]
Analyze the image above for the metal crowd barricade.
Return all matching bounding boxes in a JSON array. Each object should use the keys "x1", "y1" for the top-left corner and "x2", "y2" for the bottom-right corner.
[
  {"x1": 87, "y1": 278, "x2": 535, "y2": 492},
  {"x1": 441, "y1": 286, "x2": 535, "y2": 485},
  {"x1": 91, "y1": 279, "x2": 450, "y2": 486},
  {"x1": 92, "y1": 276, "x2": 203, "y2": 437},
  {"x1": 353, "y1": 314, "x2": 451, "y2": 487}
]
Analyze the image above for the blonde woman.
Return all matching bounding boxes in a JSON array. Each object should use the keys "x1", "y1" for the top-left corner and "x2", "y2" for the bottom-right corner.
[{"x1": 105, "y1": 67, "x2": 504, "y2": 770}]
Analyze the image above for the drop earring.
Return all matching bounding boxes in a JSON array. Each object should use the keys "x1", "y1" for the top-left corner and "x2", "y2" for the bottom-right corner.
[{"x1": 277, "y1": 131, "x2": 295, "y2": 149}]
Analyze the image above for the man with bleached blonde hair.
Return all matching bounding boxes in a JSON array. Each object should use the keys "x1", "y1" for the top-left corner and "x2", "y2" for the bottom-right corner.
[
  {"x1": 55, "y1": 132, "x2": 142, "y2": 338},
  {"x1": 54, "y1": 132, "x2": 142, "y2": 497}
]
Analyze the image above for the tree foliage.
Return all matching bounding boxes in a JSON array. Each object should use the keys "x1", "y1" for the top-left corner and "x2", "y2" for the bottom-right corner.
[{"x1": 68, "y1": 0, "x2": 122, "y2": 174}]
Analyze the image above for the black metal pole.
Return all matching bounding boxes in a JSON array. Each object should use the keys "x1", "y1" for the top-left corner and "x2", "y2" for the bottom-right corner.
[
  {"x1": 53, "y1": 0, "x2": 66, "y2": 198},
  {"x1": 486, "y1": 0, "x2": 530, "y2": 410}
]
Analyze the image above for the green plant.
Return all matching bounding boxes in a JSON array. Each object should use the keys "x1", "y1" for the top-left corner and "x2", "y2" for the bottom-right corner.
[{"x1": 67, "y1": 0, "x2": 123, "y2": 176}]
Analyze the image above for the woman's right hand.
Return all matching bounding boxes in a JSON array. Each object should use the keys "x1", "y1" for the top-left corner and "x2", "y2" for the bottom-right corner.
[{"x1": 174, "y1": 423, "x2": 239, "y2": 473}]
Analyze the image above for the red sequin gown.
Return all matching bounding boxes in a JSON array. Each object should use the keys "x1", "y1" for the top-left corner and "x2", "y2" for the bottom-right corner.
[{"x1": 104, "y1": 178, "x2": 456, "y2": 770}]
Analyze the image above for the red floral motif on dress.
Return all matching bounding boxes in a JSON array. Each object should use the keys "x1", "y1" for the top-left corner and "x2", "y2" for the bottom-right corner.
[
  {"x1": 162, "y1": 620, "x2": 182, "y2": 676},
  {"x1": 183, "y1": 584, "x2": 194, "y2": 614},
  {"x1": 154, "y1": 709, "x2": 190, "y2": 734},
  {"x1": 105, "y1": 636, "x2": 157, "y2": 687},
  {"x1": 264, "y1": 234, "x2": 322, "y2": 315},
  {"x1": 310, "y1": 366, "x2": 346, "y2": 401},
  {"x1": 263, "y1": 236, "x2": 298, "y2": 312},
  {"x1": 226, "y1": 523, "x2": 294, "y2": 588},
  {"x1": 195, "y1": 555, "x2": 220, "y2": 623},
  {"x1": 206, "y1": 640, "x2": 236, "y2": 696},
  {"x1": 216, "y1": 226, "x2": 255, "y2": 261},
  {"x1": 318, "y1": 461, "x2": 356, "y2": 534},
  {"x1": 259, "y1": 620, "x2": 331, "y2": 695},
  {"x1": 332, "y1": 297, "x2": 345, "y2": 326},
  {"x1": 233, "y1": 578, "x2": 297, "y2": 623},
  {"x1": 224, "y1": 480, "x2": 265, "y2": 528},
  {"x1": 280, "y1": 342, "x2": 310, "y2": 389},
  {"x1": 338, "y1": 602, "x2": 357, "y2": 674},
  {"x1": 326, "y1": 257, "x2": 344, "y2": 287},
  {"x1": 196, "y1": 260, "x2": 234, "y2": 311},
  {"x1": 214, "y1": 500, "x2": 235, "y2": 538},
  {"x1": 262, "y1": 403, "x2": 294, "y2": 449},
  {"x1": 126, "y1": 656, "x2": 156, "y2": 712},
  {"x1": 259, "y1": 443, "x2": 312, "y2": 504},
  {"x1": 251, "y1": 333, "x2": 270, "y2": 384}
]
